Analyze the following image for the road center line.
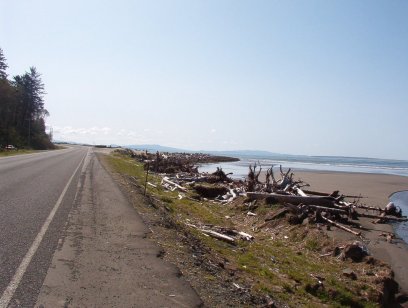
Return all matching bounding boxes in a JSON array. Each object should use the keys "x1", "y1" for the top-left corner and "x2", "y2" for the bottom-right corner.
[{"x1": 0, "y1": 150, "x2": 87, "y2": 308}]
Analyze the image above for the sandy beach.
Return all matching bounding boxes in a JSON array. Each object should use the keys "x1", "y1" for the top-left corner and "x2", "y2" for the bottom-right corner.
[
  {"x1": 294, "y1": 171, "x2": 408, "y2": 207},
  {"x1": 290, "y1": 170, "x2": 408, "y2": 294}
]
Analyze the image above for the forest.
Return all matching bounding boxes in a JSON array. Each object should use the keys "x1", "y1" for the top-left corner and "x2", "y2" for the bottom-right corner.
[{"x1": 0, "y1": 47, "x2": 53, "y2": 150}]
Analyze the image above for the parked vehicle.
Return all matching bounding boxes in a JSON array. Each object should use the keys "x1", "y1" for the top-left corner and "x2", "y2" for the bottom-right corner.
[{"x1": 4, "y1": 145, "x2": 17, "y2": 150}]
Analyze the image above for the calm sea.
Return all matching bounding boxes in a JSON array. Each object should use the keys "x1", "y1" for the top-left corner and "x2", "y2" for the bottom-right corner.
[
  {"x1": 199, "y1": 154, "x2": 408, "y2": 243},
  {"x1": 199, "y1": 154, "x2": 408, "y2": 179}
]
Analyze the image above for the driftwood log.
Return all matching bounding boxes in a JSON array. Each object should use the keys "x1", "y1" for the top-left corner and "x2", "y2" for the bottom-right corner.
[
  {"x1": 303, "y1": 204, "x2": 349, "y2": 215},
  {"x1": 200, "y1": 229, "x2": 236, "y2": 244},
  {"x1": 162, "y1": 177, "x2": 188, "y2": 192},
  {"x1": 247, "y1": 192, "x2": 337, "y2": 207},
  {"x1": 321, "y1": 215, "x2": 361, "y2": 236},
  {"x1": 357, "y1": 213, "x2": 408, "y2": 222}
]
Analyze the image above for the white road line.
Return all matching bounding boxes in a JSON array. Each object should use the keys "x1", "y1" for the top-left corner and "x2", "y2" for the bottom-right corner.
[{"x1": 0, "y1": 150, "x2": 87, "y2": 308}]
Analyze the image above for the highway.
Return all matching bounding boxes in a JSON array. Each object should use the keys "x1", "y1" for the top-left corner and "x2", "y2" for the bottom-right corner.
[
  {"x1": 0, "y1": 147, "x2": 201, "y2": 307},
  {"x1": 0, "y1": 146, "x2": 89, "y2": 307}
]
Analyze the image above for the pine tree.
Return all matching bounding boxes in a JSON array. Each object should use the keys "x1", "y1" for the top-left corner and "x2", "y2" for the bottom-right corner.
[{"x1": 0, "y1": 48, "x2": 8, "y2": 79}]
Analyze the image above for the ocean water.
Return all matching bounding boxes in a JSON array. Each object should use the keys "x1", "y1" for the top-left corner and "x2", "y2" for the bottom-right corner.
[
  {"x1": 198, "y1": 154, "x2": 408, "y2": 180},
  {"x1": 390, "y1": 191, "x2": 408, "y2": 244}
]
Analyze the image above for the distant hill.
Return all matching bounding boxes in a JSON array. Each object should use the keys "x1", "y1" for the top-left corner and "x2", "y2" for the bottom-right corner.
[{"x1": 126, "y1": 144, "x2": 192, "y2": 153}]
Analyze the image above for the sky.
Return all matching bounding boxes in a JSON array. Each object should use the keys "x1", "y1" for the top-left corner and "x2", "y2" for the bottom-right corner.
[{"x1": 1, "y1": 0, "x2": 407, "y2": 159}]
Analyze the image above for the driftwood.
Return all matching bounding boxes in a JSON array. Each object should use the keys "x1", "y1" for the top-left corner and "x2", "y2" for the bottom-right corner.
[
  {"x1": 162, "y1": 177, "x2": 187, "y2": 192},
  {"x1": 303, "y1": 189, "x2": 363, "y2": 199},
  {"x1": 321, "y1": 215, "x2": 361, "y2": 236},
  {"x1": 293, "y1": 185, "x2": 308, "y2": 197},
  {"x1": 235, "y1": 231, "x2": 254, "y2": 241},
  {"x1": 201, "y1": 229, "x2": 236, "y2": 244},
  {"x1": 358, "y1": 213, "x2": 408, "y2": 222},
  {"x1": 247, "y1": 192, "x2": 337, "y2": 207},
  {"x1": 303, "y1": 204, "x2": 349, "y2": 215},
  {"x1": 265, "y1": 208, "x2": 289, "y2": 221},
  {"x1": 247, "y1": 163, "x2": 262, "y2": 191},
  {"x1": 147, "y1": 182, "x2": 157, "y2": 188}
]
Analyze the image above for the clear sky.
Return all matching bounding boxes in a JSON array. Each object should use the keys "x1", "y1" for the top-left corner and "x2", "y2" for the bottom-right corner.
[{"x1": 1, "y1": 0, "x2": 407, "y2": 159}]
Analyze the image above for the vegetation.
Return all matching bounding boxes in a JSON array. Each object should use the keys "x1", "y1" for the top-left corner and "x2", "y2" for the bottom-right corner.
[
  {"x1": 105, "y1": 151, "x2": 391, "y2": 307},
  {"x1": 0, "y1": 47, "x2": 53, "y2": 150}
]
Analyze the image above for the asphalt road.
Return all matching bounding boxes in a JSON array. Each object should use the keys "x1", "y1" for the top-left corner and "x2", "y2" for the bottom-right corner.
[
  {"x1": 0, "y1": 147, "x2": 202, "y2": 307},
  {"x1": 0, "y1": 146, "x2": 89, "y2": 307}
]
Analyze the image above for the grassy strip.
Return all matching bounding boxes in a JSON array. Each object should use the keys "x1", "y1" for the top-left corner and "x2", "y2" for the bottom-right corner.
[
  {"x1": 106, "y1": 152, "x2": 386, "y2": 307},
  {"x1": 0, "y1": 149, "x2": 37, "y2": 157},
  {"x1": 0, "y1": 145, "x2": 66, "y2": 157}
]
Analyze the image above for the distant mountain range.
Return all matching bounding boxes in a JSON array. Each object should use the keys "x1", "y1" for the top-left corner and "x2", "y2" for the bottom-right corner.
[{"x1": 126, "y1": 144, "x2": 191, "y2": 153}]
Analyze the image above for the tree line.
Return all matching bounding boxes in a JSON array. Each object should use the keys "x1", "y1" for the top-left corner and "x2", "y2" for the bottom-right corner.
[{"x1": 0, "y1": 47, "x2": 53, "y2": 149}]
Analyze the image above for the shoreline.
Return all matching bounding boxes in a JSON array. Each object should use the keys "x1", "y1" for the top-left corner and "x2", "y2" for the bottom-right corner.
[{"x1": 281, "y1": 169, "x2": 408, "y2": 294}]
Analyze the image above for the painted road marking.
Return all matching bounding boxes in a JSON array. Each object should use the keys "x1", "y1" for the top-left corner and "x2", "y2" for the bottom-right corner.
[{"x1": 0, "y1": 149, "x2": 88, "y2": 308}]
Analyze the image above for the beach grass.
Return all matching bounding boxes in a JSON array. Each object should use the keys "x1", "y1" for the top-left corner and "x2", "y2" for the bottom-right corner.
[{"x1": 105, "y1": 152, "x2": 387, "y2": 307}]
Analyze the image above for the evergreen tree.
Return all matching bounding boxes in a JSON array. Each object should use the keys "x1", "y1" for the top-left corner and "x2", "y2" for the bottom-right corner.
[
  {"x1": 0, "y1": 47, "x2": 52, "y2": 149},
  {"x1": 0, "y1": 48, "x2": 8, "y2": 79}
]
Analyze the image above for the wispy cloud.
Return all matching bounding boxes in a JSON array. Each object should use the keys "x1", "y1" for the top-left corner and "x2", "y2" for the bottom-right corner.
[
  {"x1": 50, "y1": 125, "x2": 163, "y2": 145},
  {"x1": 53, "y1": 126, "x2": 112, "y2": 136}
]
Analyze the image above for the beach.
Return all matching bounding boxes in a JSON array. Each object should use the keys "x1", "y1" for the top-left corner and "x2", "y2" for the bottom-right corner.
[
  {"x1": 290, "y1": 170, "x2": 408, "y2": 294},
  {"x1": 293, "y1": 171, "x2": 408, "y2": 206}
]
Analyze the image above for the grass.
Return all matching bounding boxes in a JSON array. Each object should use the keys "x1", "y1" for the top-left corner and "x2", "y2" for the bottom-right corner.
[
  {"x1": 0, "y1": 149, "x2": 37, "y2": 157},
  {"x1": 105, "y1": 151, "x2": 385, "y2": 307}
]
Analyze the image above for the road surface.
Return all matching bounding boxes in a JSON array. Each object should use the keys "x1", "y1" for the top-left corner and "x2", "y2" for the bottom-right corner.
[{"x1": 0, "y1": 147, "x2": 201, "y2": 307}]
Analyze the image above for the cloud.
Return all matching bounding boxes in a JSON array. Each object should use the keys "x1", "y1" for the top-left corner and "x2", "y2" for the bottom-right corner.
[
  {"x1": 50, "y1": 124, "x2": 167, "y2": 145},
  {"x1": 53, "y1": 126, "x2": 112, "y2": 136}
]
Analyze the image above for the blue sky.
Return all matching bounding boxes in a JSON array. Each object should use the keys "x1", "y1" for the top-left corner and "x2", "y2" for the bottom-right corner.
[{"x1": 1, "y1": 1, "x2": 407, "y2": 159}]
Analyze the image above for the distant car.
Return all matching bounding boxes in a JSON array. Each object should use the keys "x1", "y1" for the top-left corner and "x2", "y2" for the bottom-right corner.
[{"x1": 4, "y1": 145, "x2": 16, "y2": 150}]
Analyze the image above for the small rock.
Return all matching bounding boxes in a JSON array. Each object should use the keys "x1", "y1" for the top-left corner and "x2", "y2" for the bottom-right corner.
[
  {"x1": 342, "y1": 268, "x2": 357, "y2": 280},
  {"x1": 332, "y1": 246, "x2": 341, "y2": 257},
  {"x1": 343, "y1": 241, "x2": 368, "y2": 262}
]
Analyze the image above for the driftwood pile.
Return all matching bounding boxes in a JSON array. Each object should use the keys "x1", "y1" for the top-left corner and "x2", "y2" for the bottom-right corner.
[
  {"x1": 244, "y1": 163, "x2": 407, "y2": 237},
  {"x1": 154, "y1": 158, "x2": 407, "y2": 238},
  {"x1": 115, "y1": 148, "x2": 407, "y2": 239},
  {"x1": 124, "y1": 150, "x2": 239, "y2": 174}
]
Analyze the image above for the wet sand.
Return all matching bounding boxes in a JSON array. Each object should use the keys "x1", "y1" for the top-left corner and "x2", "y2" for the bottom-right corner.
[{"x1": 292, "y1": 170, "x2": 408, "y2": 293}]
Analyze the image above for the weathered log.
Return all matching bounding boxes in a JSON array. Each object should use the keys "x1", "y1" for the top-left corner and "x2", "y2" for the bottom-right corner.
[
  {"x1": 265, "y1": 208, "x2": 289, "y2": 221},
  {"x1": 236, "y1": 231, "x2": 254, "y2": 241},
  {"x1": 247, "y1": 192, "x2": 337, "y2": 207},
  {"x1": 357, "y1": 212, "x2": 408, "y2": 222},
  {"x1": 303, "y1": 204, "x2": 349, "y2": 215},
  {"x1": 355, "y1": 204, "x2": 384, "y2": 212},
  {"x1": 303, "y1": 189, "x2": 363, "y2": 199},
  {"x1": 321, "y1": 215, "x2": 361, "y2": 236},
  {"x1": 293, "y1": 185, "x2": 308, "y2": 197},
  {"x1": 147, "y1": 182, "x2": 157, "y2": 188},
  {"x1": 162, "y1": 177, "x2": 187, "y2": 192},
  {"x1": 200, "y1": 229, "x2": 236, "y2": 244}
]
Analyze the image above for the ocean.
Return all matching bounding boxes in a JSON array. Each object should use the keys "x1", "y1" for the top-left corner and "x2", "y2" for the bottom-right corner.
[
  {"x1": 198, "y1": 154, "x2": 408, "y2": 243},
  {"x1": 198, "y1": 154, "x2": 408, "y2": 179}
]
